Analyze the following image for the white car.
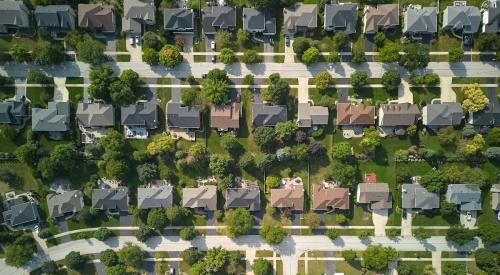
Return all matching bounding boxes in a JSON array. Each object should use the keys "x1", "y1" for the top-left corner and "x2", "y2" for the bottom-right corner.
[
  {"x1": 497, "y1": 211, "x2": 500, "y2": 221},
  {"x1": 169, "y1": 267, "x2": 175, "y2": 275},
  {"x1": 210, "y1": 41, "x2": 216, "y2": 50},
  {"x1": 33, "y1": 225, "x2": 39, "y2": 233},
  {"x1": 129, "y1": 37, "x2": 135, "y2": 46},
  {"x1": 466, "y1": 211, "x2": 472, "y2": 221},
  {"x1": 135, "y1": 36, "x2": 140, "y2": 45}
]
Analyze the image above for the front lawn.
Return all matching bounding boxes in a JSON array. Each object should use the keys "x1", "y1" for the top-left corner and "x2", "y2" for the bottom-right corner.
[
  {"x1": 0, "y1": 163, "x2": 43, "y2": 194},
  {"x1": 411, "y1": 87, "x2": 441, "y2": 105},
  {"x1": 66, "y1": 214, "x2": 120, "y2": 231},
  {"x1": 0, "y1": 86, "x2": 15, "y2": 100},
  {"x1": 412, "y1": 209, "x2": 460, "y2": 226},
  {"x1": 349, "y1": 88, "x2": 397, "y2": 105},
  {"x1": 26, "y1": 86, "x2": 54, "y2": 107},
  {"x1": 65, "y1": 77, "x2": 84, "y2": 85},
  {"x1": 67, "y1": 87, "x2": 83, "y2": 110}
]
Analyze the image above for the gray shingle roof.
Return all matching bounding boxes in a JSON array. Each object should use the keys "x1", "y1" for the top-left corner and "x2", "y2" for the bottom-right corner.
[
  {"x1": 2, "y1": 198, "x2": 40, "y2": 228},
  {"x1": 122, "y1": 0, "x2": 155, "y2": 33},
  {"x1": 252, "y1": 102, "x2": 287, "y2": 127},
  {"x1": 483, "y1": 2, "x2": 500, "y2": 33},
  {"x1": 182, "y1": 186, "x2": 217, "y2": 211},
  {"x1": 492, "y1": 184, "x2": 500, "y2": 211},
  {"x1": 469, "y1": 90, "x2": 500, "y2": 126},
  {"x1": 297, "y1": 102, "x2": 329, "y2": 128},
  {"x1": 357, "y1": 183, "x2": 392, "y2": 209},
  {"x1": 243, "y1": 8, "x2": 276, "y2": 35},
  {"x1": 76, "y1": 103, "x2": 115, "y2": 128},
  {"x1": 423, "y1": 102, "x2": 463, "y2": 127},
  {"x1": 35, "y1": 5, "x2": 75, "y2": 32},
  {"x1": 225, "y1": 186, "x2": 261, "y2": 211},
  {"x1": 92, "y1": 187, "x2": 129, "y2": 211},
  {"x1": 202, "y1": 6, "x2": 236, "y2": 35},
  {"x1": 164, "y1": 8, "x2": 194, "y2": 31},
  {"x1": 121, "y1": 101, "x2": 158, "y2": 129},
  {"x1": 446, "y1": 184, "x2": 482, "y2": 211},
  {"x1": 324, "y1": 3, "x2": 358, "y2": 34},
  {"x1": 0, "y1": 100, "x2": 26, "y2": 125},
  {"x1": 379, "y1": 103, "x2": 421, "y2": 127},
  {"x1": 166, "y1": 102, "x2": 200, "y2": 129},
  {"x1": 78, "y1": 4, "x2": 115, "y2": 33},
  {"x1": 402, "y1": 184, "x2": 439, "y2": 210},
  {"x1": 137, "y1": 186, "x2": 173, "y2": 209},
  {"x1": 32, "y1": 101, "x2": 70, "y2": 132},
  {"x1": 46, "y1": 190, "x2": 84, "y2": 218},
  {"x1": 283, "y1": 3, "x2": 318, "y2": 34},
  {"x1": 443, "y1": 6, "x2": 481, "y2": 34},
  {"x1": 403, "y1": 6, "x2": 437, "y2": 34},
  {"x1": 0, "y1": 1, "x2": 30, "y2": 32}
]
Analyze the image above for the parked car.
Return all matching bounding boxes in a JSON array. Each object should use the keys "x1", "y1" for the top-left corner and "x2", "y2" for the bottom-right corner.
[
  {"x1": 135, "y1": 36, "x2": 140, "y2": 45},
  {"x1": 497, "y1": 211, "x2": 500, "y2": 221},
  {"x1": 169, "y1": 267, "x2": 175, "y2": 275},
  {"x1": 466, "y1": 211, "x2": 472, "y2": 221},
  {"x1": 270, "y1": 38, "x2": 274, "y2": 46},
  {"x1": 285, "y1": 35, "x2": 290, "y2": 47},
  {"x1": 210, "y1": 41, "x2": 216, "y2": 50},
  {"x1": 211, "y1": 55, "x2": 216, "y2": 63},
  {"x1": 129, "y1": 37, "x2": 135, "y2": 46}
]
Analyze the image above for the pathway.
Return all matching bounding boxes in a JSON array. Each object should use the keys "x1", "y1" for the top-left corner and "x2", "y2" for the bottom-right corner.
[
  {"x1": 246, "y1": 249, "x2": 256, "y2": 275},
  {"x1": 53, "y1": 77, "x2": 68, "y2": 102},
  {"x1": 263, "y1": 37, "x2": 274, "y2": 63},
  {"x1": 284, "y1": 37, "x2": 294, "y2": 63},
  {"x1": 324, "y1": 251, "x2": 335, "y2": 274},
  {"x1": 297, "y1": 78, "x2": 309, "y2": 103},
  {"x1": 432, "y1": 251, "x2": 442, "y2": 275},
  {"x1": 183, "y1": 33, "x2": 194, "y2": 63},
  {"x1": 440, "y1": 77, "x2": 457, "y2": 103},
  {"x1": 401, "y1": 210, "x2": 413, "y2": 237}
]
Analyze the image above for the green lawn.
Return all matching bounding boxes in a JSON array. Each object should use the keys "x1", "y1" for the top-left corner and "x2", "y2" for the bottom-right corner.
[
  {"x1": 452, "y1": 77, "x2": 489, "y2": 84},
  {"x1": 26, "y1": 86, "x2": 54, "y2": 108},
  {"x1": 431, "y1": 31, "x2": 461, "y2": 51},
  {"x1": 0, "y1": 86, "x2": 15, "y2": 100},
  {"x1": 65, "y1": 77, "x2": 84, "y2": 85},
  {"x1": 67, "y1": 87, "x2": 83, "y2": 110},
  {"x1": 413, "y1": 209, "x2": 460, "y2": 226},
  {"x1": 323, "y1": 206, "x2": 373, "y2": 226},
  {"x1": 116, "y1": 38, "x2": 127, "y2": 52},
  {"x1": 66, "y1": 214, "x2": 119, "y2": 231},
  {"x1": 0, "y1": 163, "x2": 43, "y2": 194},
  {"x1": 400, "y1": 261, "x2": 433, "y2": 274},
  {"x1": 0, "y1": 37, "x2": 39, "y2": 52},
  {"x1": 411, "y1": 87, "x2": 441, "y2": 105},
  {"x1": 117, "y1": 54, "x2": 131, "y2": 62},
  {"x1": 349, "y1": 88, "x2": 397, "y2": 105}
]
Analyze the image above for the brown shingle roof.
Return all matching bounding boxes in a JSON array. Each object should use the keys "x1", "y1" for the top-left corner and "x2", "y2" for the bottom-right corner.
[
  {"x1": 357, "y1": 183, "x2": 392, "y2": 209},
  {"x1": 312, "y1": 185, "x2": 350, "y2": 210},
  {"x1": 364, "y1": 4, "x2": 399, "y2": 33},
  {"x1": 336, "y1": 103, "x2": 375, "y2": 126},
  {"x1": 210, "y1": 103, "x2": 240, "y2": 131},
  {"x1": 182, "y1": 186, "x2": 217, "y2": 211},
  {"x1": 379, "y1": 103, "x2": 421, "y2": 126},
  {"x1": 270, "y1": 186, "x2": 304, "y2": 211},
  {"x1": 78, "y1": 4, "x2": 115, "y2": 33}
]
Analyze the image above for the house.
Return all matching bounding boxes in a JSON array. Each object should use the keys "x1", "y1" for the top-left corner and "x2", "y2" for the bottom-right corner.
[
  {"x1": 164, "y1": 8, "x2": 194, "y2": 33},
  {"x1": 76, "y1": 103, "x2": 115, "y2": 129},
  {"x1": 297, "y1": 103, "x2": 329, "y2": 128},
  {"x1": 0, "y1": 1, "x2": 30, "y2": 34},
  {"x1": 482, "y1": 0, "x2": 500, "y2": 33},
  {"x1": 35, "y1": 5, "x2": 75, "y2": 37},
  {"x1": 363, "y1": 4, "x2": 399, "y2": 34},
  {"x1": 422, "y1": 102, "x2": 463, "y2": 130},
  {"x1": 312, "y1": 185, "x2": 350, "y2": 211},
  {"x1": 78, "y1": 4, "x2": 115, "y2": 34},
  {"x1": 182, "y1": 186, "x2": 217, "y2": 211},
  {"x1": 491, "y1": 184, "x2": 500, "y2": 211},
  {"x1": 92, "y1": 187, "x2": 129, "y2": 212},
  {"x1": 403, "y1": 6, "x2": 438, "y2": 36},
  {"x1": 324, "y1": 3, "x2": 358, "y2": 34},
  {"x1": 225, "y1": 185, "x2": 261, "y2": 211},
  {"x1": 242, "y1": 8, "x2": 276, "y2": 35},
  {"x1": 469, "y1": 90, "x2": 500, "y2": 127},
  {"x1": 46, "y1": 190, "x2": 84, "y2": 219},
  {"x1": 270, "y1": 177, "x2": 304, "y2": 211},
  {"x1": 446, "y1": 184, "x2": 482, "y2": 211},
  {"x1": 283, "y1": 3, "x2": 318, "y2": 35},
  {"x1": 0, "y1": 100, "x2": 27, "y2": 129},
  {"x1": 378, "y1": 103, "x2": 421, "y2": 135},
  {"x1": 121, "y1": 101, "x2": 158, "y2": 139},
  {"x1": 336, "y1": 103, "x2": 375, "y2": 126},
  {"x1": 442, "y1": 5, "x2": 481, "y2": 34},
  {"x1": 166, "y1": 102, "x2": 200, "y2": 130},
  {"x1": 122, "y1": 0, "x2": 155, "y2": 34},
  {"x1": 211, "y1": 103, "x2": 240, "y2": 132},
  {"x1": 137, "y1": 185, "x2": 173, "y2": 209},
  {"x1": 32, "y1": 101, "x2": 70, "y2": 136},
  {"x1": 252, "y1": 102, "x2": 287, "y2": 127},
  {"x1": 2, "y1": 197, "x2": 40, "y2": 229},
  {"x1": 402, "y1": 184, "x2": 439, "y2": 210},
  {"x1": 202, "y1": 6, "x2": 236, "y2": 35},
  {"x1": 356, "y1": 183, "x2": 392, "y2": 210}
]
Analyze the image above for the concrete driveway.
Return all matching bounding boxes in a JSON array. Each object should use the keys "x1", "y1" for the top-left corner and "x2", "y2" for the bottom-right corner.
[
  {"x1": 364, "y1": 34, "x2": 374, "y2": 62},
  {"x1": 55, "y1": 218, "x2": 71, "y2": 243},
  {"x1": 104, "y1": 34, "x2": 116, "y2": 52},
  {"x1": 440, "y1": 77, "x2": 457, "y2": 102},
  {"x1": 284, "y1": 36, "x2": 294, "y2": 63},
  {"x1": 125, "y1": 34, "x2": 142, "y2": 62},
  {"x1": 205, "y1": 35, "x2": 214, "y2": 62},
  {"x1": 119, "y1": 212, "x2": 134, "y2": 235},
  {"x1": 401, "y1": 209, "x2": 412, "y2": 237},
  {"x1": 182, "y1": 33, "x2": 194, "y2": 63},
  {"x1": 205, "y1": 211, "x2": 216, "y2": 235},
  {"x1": 372, "y1": 209, "x2": 388, "y2": 236},
  {"x1": 460, "y1": 210, "x2": 477, "y2": 229},
  {"x1": 397, "y1": 79, "x2": 413, "y2": 104},
  {"x1": 263, "y1": 36, "x2": 274, "y2": 63},
  {"x1": 290, "y1": 213, "x2": 301, "y2": 235},
  {"x1": 337, "y1": 78, "x2": 349, "y2": 103}
]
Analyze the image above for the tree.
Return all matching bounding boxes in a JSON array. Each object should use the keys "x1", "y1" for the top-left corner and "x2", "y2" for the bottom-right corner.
[
  {"x1": 225, "y1": 208, "x2": 253, "y2": 238},
  {"x1": 147, "y1": 134, "x2": 175, "y2": 156},
  {"x1": 94, "y1": 227, "x2": 113, "y2": 241},
  {"x1": 266, "y1": 176, "x2": 280, "y2": 190},
  {"x1": 158, "y1": 45, "x2": 183, "y2": 68},
  {"x1": 292, "y1": 37, "x2": 311, "y2": 56},
  {"x1": 446, "y1": 226, "x2": 476, "y2": 245},
  {"x1": 379, "y1": 43, "x2": 400, "y2": 63},
  {"x1": 182, "y1": 87, "x2": 199, "y2": 106},
  {"x1": 104, "y1": 264, "x2": 127, "y2": 275},
  {"x1": 263, "y1": 73, "x2": 290, "y2": 104},
  {"x1": 180, "y1": 227, "x2": 199, "y2": 240},
  {"x1": 437, "y1": 126, "x2": 458, "y2": 146},
  {"x1": 206, "y1": 68, "x2": 229, "y2": 82},
  {"x1": 65, "y1": 251, "x2": 86, "y2": 270},
  {"x1": 166, "y1": 205, "x2": 189, "y2": 224},
  {"x1": 325, "y1": 161, "x2": 357, "y2": 189},
  {"x1": 220, "y1": 134, "x2": 240, "y2": 154},
  {"x1": 32, "y1": 42, "x2": 64, "y2": 65},
  {"x1": 332, "y1": 32, "x2": 348, "y2": 51},
  {"x1": 459, "y1": 134, "x2": 485, "y2": 156},
  {"x1": 381, "y1": 70, "x2": 401, "y2": 90},
  {"x1": 253, "y1": 127, "x2": 275, "y2": 150},
  {"x1": 76, "y1": 36, "x2": 106, "y2": 64},
  {"x1": 291, "y1": 144, "x2": 308, "y2": 161},
  {"x1": 443, "y1": 262, "x2": 466, "y2": 275},
  {"x1": 358, "y1": 231, "x2": 371, "y2": 240},
  {"x1": 209, "y1": 154, "x2": 232, "y2": 177},
  {"x1": 413, "y1": 227, "x2": 431, "y2": 240},
  {"x1": 0, "y1": 124, "x2": 16, "y2": 141},
  {"x1": 362, "y1": 245, "x2": 397, "y2": 272},
  {"x1": 219, "y1": 48, "x2": 235, "y2": 64},
  {"x1": 4, "y1": 244, "x2": 33, "y2": 267},
  {"x1": 27, "y1": 68, "x2": 51, "y2": 84},
  {"x1": 135, "y1": 225, "x2": 154, "y2": 242},
  {"x1": 239, "y1": 152, "x2": 255, "y2": 170},
  {"x1": 475, "y1": 33, "x2": 500, "y2": 51},
  {"x1": 236, "y1": 29, "x2": 249, "y2": 46},
  {"x1": 423, "y1": 265, "x2": 436, "y2": 275},
  {"x1": 332, "y1": 142, "x2": 352, "y2": 162},
  {"x1": 252, "y1": 258, "x2": 273, "y2": 275},
  {"x1": 64, "y1": 30, "x2": 82, "y2": 49},
  {"x1": 462, "y1": 124, "x2": 476, "y2": 138},
  {"x1": 486, "y1": 128, "x2": 500, "y2": 146},
  {"x1": 147, "y1": 208, "x2": 166, "y2": 230},
  {"x1": 478, "y1": 222, "x2": 500, "y2": 245},
  {"x1": 105, "y1": 159, "x2": 128, "y2": 180},
  {"x1": 259, "y1": 222, "x2": 287, "y2": 244},
  {"x1": 407, "y1": 125, "x2": 417, "y2": 137},
  {"x1": 88, "y1": 64, "x2": 116, "y2": 102},
  {"x1": 38, "y1": 144, "x2": 79, "y2": 179},
  {"x1": 327, "y1": 50, "x2": 340, "y2": 62},
  {"x1": 449, "y1": 47, "x2": 464, "y2": 62},
  {"x1": 350, "y1": 70, "x2": 368, "y2": 90},
  {"x1": 374, "y1": 32, "x2": 386, "y2": 47},
  {"x1": 204, "y1": 78, "x2": 230, "y2": 105},
  {"x1": 343, "y1": 250, "x2": 356, "y2": 262},
  {"x1": 137, "y1": 163, "x2": 158, "y2": 184},
  {"x1": 399, "y1": 43, "x2": 430, "y2": 71},
  {"x1": 308, "y1": 142, "x2": 326, "y2": 158},
  {"x1": 118, "y1": 243, "x2": 145, "y2": 269},
  {"x1": 484, "y1": 147, "x2": 500, "y2": 159},
  {"x1": 421, "y1": 170, "x2": 446, "y2": 194},
  {"x1": 100, "y1": 249, "x2": 118, "y2": 267},
  {"x1": 326, "y1": 229, "x2": 339, "y2": 240},
  {"x1": 41, "y1": 260, "x2": 59, "y2": 275},
  {"x1": 301, "y1": 47, "x2": 320, "y2": 65},
  {"x1": 303, "y1": 213, "x2": 320, "y2": 229},
  {"x1": 142, "y1": 31, "x2": 165, "y2": 51},
  {"x1": 203, "y1": 246, "x2": 229, "y2": 272},
  {"x1": 397, "y1": 263, "x2": 413, "y2": 275},
  {"x1": 461, "y1": 84, "x2": 489, "y2": 112},
  {"x1": 143, "y1": 48, "x2": 159, "y2": 65},
  {"x1": 315, "y1": 71, "x2": 333, "y2": 90},
  {"x1": 351, "y1": 45, "x2": 365, "y2": 64},
  {"x1": 336, "y1": 214, "x2": 347, "y2": 224},
  {"x1": 474, "y1": 248, "x2": 499, "y2": 274},
  {"x1": 359, "y1": 127, "x2": 381, "y2": 153},
  {"x1": 274, "y1": 121, "x2": 298, "y2": 142},
  {"x1": 181, "y1": 247, "x2": 202, "y2": 266},
  {"x1": 10, "y1": 44, "x2": 30, "y2": 63},
  {"x1": 242, "y1": 49, "x2": 260, "y2": 64},
  {"x1": 441, "y1": 200, "x2": 457, "y2": 217},
  {"x1": 215, "y1": 30, "x2": 234, "y2": 50}
]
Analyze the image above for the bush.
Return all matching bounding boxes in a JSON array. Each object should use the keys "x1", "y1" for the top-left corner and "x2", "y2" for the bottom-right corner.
[
  {"x1": 158, "y1": 45, "x2": 183, "y2": 68},
  {"x1": 327, "y1": 51, "x2": 340, "y2": 62},
  {"x1": 301, "y1": 46, "x2": 320, "y2": 65},
  {"x1": 326, "y1": 229, "x2": 339, "y2": 240},
  {"x1": 180, "y1": 227, "x2": 198, "y2": 240},
  {"x1": 27, "y1": 69, "x2": 50, "y2": 84},
  {"x1": 292, "y1": 37, "x2": 311, "y2": 56},
  {"x1": 94, "y1": 227, "x2": 113, "y2": 241}
]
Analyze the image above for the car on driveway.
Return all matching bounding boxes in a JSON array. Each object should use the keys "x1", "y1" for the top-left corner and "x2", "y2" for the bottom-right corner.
[
  {"x1": 210, "y1": 41, "x2": 216, "y2": 50},
  {"x1": 135, "y1": 36, "x2": 140, "y2": 45},
  {"x1": 169, "y1": 267, "x2": 175, "y2": 275},
  {"x1": 285, "y1": 35, "x2": 290, "y2": 47},
  {"x1": 211, "y1": 55, "x2": 216, "y2": 63},
  {"x1": 129, "y1": 37, "x2": 135, "y2": 46},
  {"x1": 466, "y1": 211, "x2": 472, "y2": 221},
  {"x1": 497, "y1": 211, "x2": 500, "y2": 221}
]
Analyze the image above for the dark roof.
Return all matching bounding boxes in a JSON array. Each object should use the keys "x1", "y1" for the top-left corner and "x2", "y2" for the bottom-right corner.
[
  {"x1": 32, "y1": 101, "x2": 70, "y2": 132},
  {"x1": 283, "y1": 3, "x2": 318, "y2": 34},
  {"x1": 121, "y1": 101, "x2": 158, "y2": 129},
  {"x1": 379, "y1": 103, "x2": 421, "y2": 127},
  {"x1": 483, "y1": 2, "x2": 500, "y2": 33},
  {"x1": 92, "y1": 187, "x2": 129, "y2": 211},
  {"x1": 402, "y1": 184, "x2": 439, "y2": 210},
  {"x1": 166, "y1": 102, "x2": 200, "y2": 129},
  {"x1": 446, "y1": 184, "x2": 482, "y2": 211},
  {"x1": 324, "y1": 3, "x2": 358, "y2": 34},
  {"x1": 469, "y1": 90, "x2": 500, "y2": 126},
  {"x1": 202, "y1": 6, "x2": 236, "y2": 34},
  {"x1": 492, "y1": 184, "x2": 500, "y2": 211},
  {"x1": 423, "y1": 102, "x2": 463, "y2": 127},
  {"x1": 242, "y1": 8, "x2": 276, "y2": 35},
  {"x1": 297, "y1": 103, "x2": 329, "y2": 128},
  {"x1": 137, "y1": 186, "x2": 173, "y2": 209},
  {"x1": 443, "y1": 6, "x2": 481, "y2": 34},
  {"x1": 225, "y1": 186, "x2": 261, "y2": 211},
  {"x1": 76, "y1": 103, "x2": 115, "y2": 127},
  {"x1": 46, "y1": 190, "x2": 84, "y2": 218},
  {"x1": 0, "y1": 1, "x2": 30, "y2": 30},
  {"x1": 357, "y1": 183, "x2": 392, "y2": 210},
  {"x1": 122, "y1": 0, "x2": 155, "y2": 33},
  {"x1": 164, "y1": 8, "x2": 194, "y2": 31},
  {"x1": 35, "y1": 5, "x2": 76, "y2": 31},
  {"x1": 0, "y1": 100, "x2": 26, "y2": 125},
  {"x1": 78, "y1": 4, "x2": 115, "y2": 33},
  {"x1": 2, "y1": 198, "x2": 40, "y2": 228},
  {"x1": 403, "y1": 6, "x2": 438, "y2": 34},
  {"x1": 252, "y1": 102, "x2": 287, "y2": 127}
]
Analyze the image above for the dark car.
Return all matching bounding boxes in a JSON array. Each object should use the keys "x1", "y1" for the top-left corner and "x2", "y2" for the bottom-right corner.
[{"x1": 285, "y1": 35, "x2": 290, "y2": 47}]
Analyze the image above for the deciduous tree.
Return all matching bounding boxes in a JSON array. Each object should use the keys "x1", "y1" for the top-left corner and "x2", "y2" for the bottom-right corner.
[
  {"x1": 314, "y1": 71, "x2": 333, "y2": 90},
  {"x1": 259, "y1": 222, "x2": 287, "y2": 244},
  {"x1": 117, "y1": 243, "x2": 145, "y2": 269},
  {"x1": 219, "y1": 48, "x2": 235, "y2": 64},
  {"x1": 399, "y1": 43, "x2": 430, "y2": 71},
  {"x1": 350, "y1": 70, "x2": 368, "y2": 90},
  {"x1": 158, "y1": 45, "x2": 183, "y2": 68},
  {"x1": 461, "y1": 84, "x2": 489, "y2": 112},
  {"x1": 381, "y1": 70, "x2": 401, "y2": 90},
  {"x1": 301, "y1": 47, "x2": 320, "y2": 65},
  {"x1": 263, "y1": 73, "x2": 290, "y2": 104},
  {"x1": 225, "y1": 208, "x2": 253, "y2": 238}
]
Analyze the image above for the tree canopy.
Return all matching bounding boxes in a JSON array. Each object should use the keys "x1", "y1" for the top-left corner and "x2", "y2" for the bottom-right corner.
[
  {"x1": 252, "y1": 258, "x2": 273, "y2": 275},
  {"x1": 399, "y1": 43, "x2": 430, "y2": 71},
  {"x1": 301, "y1": 47, "x2": 320, "y2": 65},
  {"x1": 224, "y1": 208, "x2": 253, "y2": 238},
  {"x1": 158, "y1": 45, "x2": 183, "y2": 68},
  {"x1": 263, "y1": 73, "x2": 290, "y2": 105},
  {"x1": 315, "y1": 71, "x2": 333, "y2": 90},
  {"x1": 219, "y1": 48, "x2": 235, "y2": 64},
  {"x1": 259, "y1": 222, "x2": 287, "y2": 244},
  {"x1": 350, "y1": 70, "x2": 368, "y2": 90},
  {"x1": 362, "y1": 245, "x2": 398, "y2": 271},
  {"x1": 117, "y1": 243, "x2": 144, "y2": 269},
  {"x1": 381, "y1": 70, "x2": 401, "y2": 91},
  {"x1": 76, "y1": 36, "x2": 106, "y2": 64},
  {"x1": 147, "y1": 134, "x2": 176, "y2": 156},
  {"x1": 461, "y1": 84, "x2": 489, "y2": 112},
  {"x1": 64, "y1": 251, "x2": 87, "y2": 270},
  {"x1": 446, "y1": 226, "x2": 476, "y2": 245}
]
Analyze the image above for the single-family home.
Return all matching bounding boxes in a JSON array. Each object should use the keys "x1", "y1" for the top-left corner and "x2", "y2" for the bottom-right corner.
[
  {"x1": 442, "y1": 5, "x2": 481, "y2": 34},
  {"x1": 121, "y1": 101, "x2": 158, "y2": 139},
  {"x1": 225, "y1": 185, "x2": 261, "y2": 211},
  {"x1": 324, "y1": 3, "x2": 358, "y2": 34},
  {"x1": 297, "y1": 103, "x2": 329, "y2": 128},
  {"x1": 0, "y1": 1, "x2": 30, "y2": 34},
  {"x1": 46, "y1": 190, "x2": 84, "y2": 219},
  {"x1": 252, "y1": 102, "x2": 287, "y2": 127},
  {"x1": 164, "y1": 8, "x2": 194, "y2": 33},
  {"x1": 242, "y1": 8, "x2": 276, "y2": 35},
  {"x1": 469, "y1": 91, "x2": 500, "y2": 127},
  {"x1": 76, "y1": 103, "x2": 115, "y2": 128},
  {"x1": 2, "y1": 197, "x2": 40, "y2": 229},
  {"x1": 402, "y1": 184, "x2": 439, "y2": 210},
  {"x1": 137, "y1": 185, "x2": 173, "y2": 209},
  {"x1": 336, "y1": 103, "x2": 375, "y2": 126},
  {"x1": 0, "y1": 100, "x2": 27, "y2": 129},
  {"x1": 363, "y1": 4, "x2": 399, "y2": 34},
  {"x1": 32, "y1": 101, "x2": 70, "y2": 138},
  {"x1": 403, "y1": 6, "x2": 438, "y2": 37},
  {"x1": 446, "y1": 184, "x2": 482, "y2": 211},
  {"x1": 182, "y1": 186, "x2": 217, "y2": 211},
  {"x1": 356, "y1": 183, "x2": 392, "y2": 210},
  {"x1": 283, "y1": 3, "x2": 318, "y2": 35},
  {"x1": 92, "y1": 187, "x2": 129, "y2": 213},
  {"x1": 35, "y1": 5, "x2": 75, "y2": 37},
  {"x1": 312, "y1": 185, "x2": 350, "y2": 211},
  {"x1": 482, "y1": 0, "x2": 500, "y2": 33},
  {"x1": 270, "y1": 177, "x2": 304, "y2": 212},
  {"x1": 166, "y1": 102, "x2": 200, "y2": 130},
  {"x1": 122, "y1": 0, "x2": 155, "y2": 34},
  {"x1": 491, "y1": 184, "x2": 500, "y2": 211},
  {"x1": 211, "y1": 103, "x2": 240, "y2": 132},
  {"x1": 378, "y1": 103, "x2": 421, "y2": 135},
  {"x1": 202, "y1": 6, "x2": 236, "y2": 35},
  {"x1": 78, "y1": 4, "x2": 116, "y2": 34},
  {"x1": 422, "y1": 102, "x2": 463, "y2": 130}
]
